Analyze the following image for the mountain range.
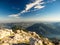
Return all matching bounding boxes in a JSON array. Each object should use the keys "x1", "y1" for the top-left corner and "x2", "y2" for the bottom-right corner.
[{"x1": 0, "y1": 22, "x2": 60, "y2": 39}]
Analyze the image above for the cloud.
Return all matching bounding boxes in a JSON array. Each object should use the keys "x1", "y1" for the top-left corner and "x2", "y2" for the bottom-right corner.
[
  {"x1": 8, "y1": 0, "x2": 45, "y2": 18},
  {"x1": 20, "y1": 0, "x2": 45, "y2": 13},
  {"x1": 34, "y1": 4, "x2": 45, "y2": 9},
  {"x1": 8, "y1": 14, "x2": 20, "y2": 18},
  {"x1": 47, "y1": 0, "x2": 56, "y2": 3},
  {"x1": 8, "y1": 0, "x2": 56, "y2": 19}
]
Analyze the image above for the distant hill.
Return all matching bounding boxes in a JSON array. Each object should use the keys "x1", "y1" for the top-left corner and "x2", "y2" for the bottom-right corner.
[
  {"x1": 0, "y1": 22, "x2": 60, "y2": 39},
  {"x1": 26, "y1": 23, "x2": 60, "y2": 38}
]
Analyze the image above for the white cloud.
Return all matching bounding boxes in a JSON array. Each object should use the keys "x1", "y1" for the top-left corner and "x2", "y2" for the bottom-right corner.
[
  {"x1": 8, "y1": 14, "x2": 20, "y2": 18},
  {"x1": 8, "y1": 0, "x2": 45, "y2": 18},
  {"x1": 8, "y1": 0, "x2": 57, "y2": 19},
  {"x1": 47, "y1": 0, "x2": 56, "y2": 3},
  {"x1": 34, "y1": 5, "x2": 45, "y2": 9},
  {"x1": 20, "y1": 0, "x2": 45, "y2": 13}
]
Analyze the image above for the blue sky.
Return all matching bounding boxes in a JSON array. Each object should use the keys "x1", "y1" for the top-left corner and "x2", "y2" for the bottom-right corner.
[{"x1": 0, "y1": 0, "x2": 60, "y2": 22}]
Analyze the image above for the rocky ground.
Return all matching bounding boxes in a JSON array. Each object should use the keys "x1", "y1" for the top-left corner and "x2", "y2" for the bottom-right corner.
[{"x1": 0, "y1": 29, "x2": 59, "y2": 45}]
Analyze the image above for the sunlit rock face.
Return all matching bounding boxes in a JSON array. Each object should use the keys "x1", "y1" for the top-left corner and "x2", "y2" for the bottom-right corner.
[
  {"x1": 0, "y1": 29, "x2": 13, "y2": 39},
  {"x1": 1, "y1": 43, "x2": 9, "y2": 45},
  {"x1": 0, "y1": 29, "x2": 54, "y2": 45}
]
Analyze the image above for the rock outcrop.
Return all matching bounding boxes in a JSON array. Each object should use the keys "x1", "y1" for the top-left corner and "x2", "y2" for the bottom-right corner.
[{"x1": 0, "y1": 29, "x2": 55, "y2": 45}]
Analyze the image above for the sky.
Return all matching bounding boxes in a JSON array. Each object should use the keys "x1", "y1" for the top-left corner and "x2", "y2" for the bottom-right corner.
[{"x1": 0, "y1": 0, "x2": 60, "y2": 23}]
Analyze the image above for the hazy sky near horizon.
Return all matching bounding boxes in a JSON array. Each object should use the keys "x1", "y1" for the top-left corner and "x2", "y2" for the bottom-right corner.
[{"x1": 0, "y1": 0, "x2": 60, "y2": 22}]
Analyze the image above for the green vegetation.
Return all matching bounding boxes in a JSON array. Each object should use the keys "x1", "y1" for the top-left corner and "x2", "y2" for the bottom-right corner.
[
  {"x1": 11, "y1": 25, "x2": 22, "y2": 31},
  {"x1": 11, "y1": 25, "x2": 28, "y2": 32}
]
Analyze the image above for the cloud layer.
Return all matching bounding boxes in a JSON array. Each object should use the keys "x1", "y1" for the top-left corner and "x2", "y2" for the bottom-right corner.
[
  {"x1": 8, "y1": 0, "x2": 45, "y2": 18},
  {"x1": 22, "y1": 0, "x2": 44, "y2": 12},
  {"x1": 8, "y1": 14, "x2": 20, "y2": 18},
  {"x1": 8, "y1": 0, "x2": 56, "y2": 22}
]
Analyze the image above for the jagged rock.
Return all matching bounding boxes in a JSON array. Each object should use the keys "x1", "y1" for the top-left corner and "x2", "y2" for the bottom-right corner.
[
  {"x1": 0, "y1": 29, "x2": 56, "y2": 45},
  {"x1": 13, "y1": 43, "x2": 29, "y2": 45},
  {"x1": 1, "y1": 43, "x2": 9, "y2": 45},
  {"x1": 43, "y1": 38, "x2": 54, "y2": 45},
  {"x1": 29, "y1": 37, "x2": 43, "y2": 45}
]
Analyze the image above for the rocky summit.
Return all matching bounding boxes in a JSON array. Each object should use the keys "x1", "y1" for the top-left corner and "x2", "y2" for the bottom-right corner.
[{"x1": 0, "y1": 28, "x2": 57, "y2": 45}]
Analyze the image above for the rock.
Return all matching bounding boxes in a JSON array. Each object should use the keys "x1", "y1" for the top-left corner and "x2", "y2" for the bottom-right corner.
[
  {"x1": 0, "y1": 29, "x2": 55, "y2": 45},
  {"x1": 29, "y1": 37, "x2": 43, "y2": 45},
  {"x1": 13, "y1": 43, "x2": 29, "y2": 45},
  {"x1": 2, "y1": 43, "x2": 9, "y2": 45},
  {"x1": 43, "y1": 38, "x2": 54, "y2": 45}
]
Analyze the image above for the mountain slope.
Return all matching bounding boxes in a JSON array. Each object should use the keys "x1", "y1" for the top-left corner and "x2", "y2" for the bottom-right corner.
[
  {"x1": 26, "y1": 23, "x2": 60, "y2": 38},
  {"x1": 0, "y1": 29, "x2": 54, "y2": 45}
]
